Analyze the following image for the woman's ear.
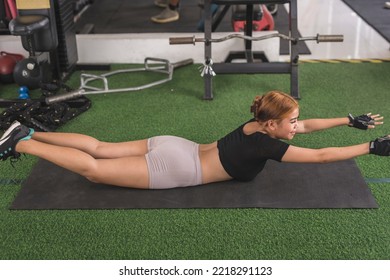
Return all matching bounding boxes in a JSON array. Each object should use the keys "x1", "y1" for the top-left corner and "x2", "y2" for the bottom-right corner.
[{"x1": 266, "y1": 119, "x2": 278, "y2": 131}]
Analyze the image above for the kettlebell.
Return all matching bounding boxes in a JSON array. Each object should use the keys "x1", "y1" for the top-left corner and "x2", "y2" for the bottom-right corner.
[{"x1": 13, "y1": 57, "x2": 51, "y2": 89}]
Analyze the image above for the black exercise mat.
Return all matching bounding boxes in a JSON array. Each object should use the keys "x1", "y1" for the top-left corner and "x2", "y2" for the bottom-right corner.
[
  {"x1": 10, "y1": 159, "x2": 378, "y2": 210},
  {"x1": 342, "y1": 0, "x2": 390, "y2": 42},
  {"x1": 74, "y1": 0, "x2": 310, "y2": 55}
]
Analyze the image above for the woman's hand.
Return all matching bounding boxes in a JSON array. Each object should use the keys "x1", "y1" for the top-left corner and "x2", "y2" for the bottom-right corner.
[
  {"x1": 369, "y1": 135, "x2": 390, "y2": 156},
  {"x1": 348, "y1": 113, "x2": 384, "y2": 130}
]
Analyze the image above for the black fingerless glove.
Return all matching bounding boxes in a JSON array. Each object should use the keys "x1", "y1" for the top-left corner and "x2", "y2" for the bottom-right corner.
[
  {"x1": 369, "y1": 135, "x2": 390, "y2": 156},
  {"x1": 348, "y1": 113, "x2": 374, "y2": 130}
]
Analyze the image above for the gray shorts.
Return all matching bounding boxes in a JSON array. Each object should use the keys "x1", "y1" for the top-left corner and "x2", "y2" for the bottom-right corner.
[{"x1": 145, "y1": 136, "x2": 203, "y2": 189}]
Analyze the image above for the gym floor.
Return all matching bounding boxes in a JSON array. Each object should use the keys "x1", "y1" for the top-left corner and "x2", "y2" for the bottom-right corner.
[{"x1": 1, "y1": 0, "x2": 390, "y2": 276}]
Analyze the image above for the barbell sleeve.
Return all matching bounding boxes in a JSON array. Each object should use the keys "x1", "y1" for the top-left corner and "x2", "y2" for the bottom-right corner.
[
  {"x1": 169, "y1": 36, "x2": 197, "y2": 45},
  {"x1": 316, "y1": 34, "x2": 344, "y2": 43},
  {"x1": 45, "y1": 89, "x2": 86, "y2": 104}
]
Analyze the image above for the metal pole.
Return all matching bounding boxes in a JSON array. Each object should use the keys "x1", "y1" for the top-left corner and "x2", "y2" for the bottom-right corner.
[
  {"x1": 290, "y1": 0, "x2": 300, "y2": 99},
  {"x1": 204, "y1": 0, "x2": 213, "y2": 100}
]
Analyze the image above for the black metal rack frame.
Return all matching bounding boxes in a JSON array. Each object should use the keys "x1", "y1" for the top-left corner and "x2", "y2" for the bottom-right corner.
[{"x1": 203, "y1": 0, "x2": 299, "y2": 100}]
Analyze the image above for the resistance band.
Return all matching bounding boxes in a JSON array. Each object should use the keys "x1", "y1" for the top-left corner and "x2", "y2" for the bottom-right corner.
[
  {"x1": 365, "y1": 178, "x2": 390, "y2": 183},
  {"x1": 0, "y1": 179, "x2": 24, "y2": 186}
]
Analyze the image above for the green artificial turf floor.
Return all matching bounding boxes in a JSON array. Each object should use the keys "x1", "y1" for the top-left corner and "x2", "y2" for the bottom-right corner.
[{"x1": 0, "y1": 61, "x2": 389, "y2": 259}]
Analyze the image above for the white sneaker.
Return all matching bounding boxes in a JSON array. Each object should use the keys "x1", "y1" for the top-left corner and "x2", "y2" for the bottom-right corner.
[
  {"x1": 151, "y1": 7, "x2": 179, "y2": 23},
  {"x1": 385, "y1": 2, "x2": 390, "y2": 9}
]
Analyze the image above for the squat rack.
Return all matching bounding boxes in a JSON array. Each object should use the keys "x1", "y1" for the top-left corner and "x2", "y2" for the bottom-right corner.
[
  {"x1": 170, "y1": 0, "x2": 343, "y2": 100},
  {"x1": 207, "y1": 0, "x2": 299, "y2": 100}
]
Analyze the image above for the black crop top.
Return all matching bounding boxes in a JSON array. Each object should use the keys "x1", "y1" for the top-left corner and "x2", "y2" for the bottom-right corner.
[{"x1": 217, "y1": 119, "x2": 290, "y2": 181}]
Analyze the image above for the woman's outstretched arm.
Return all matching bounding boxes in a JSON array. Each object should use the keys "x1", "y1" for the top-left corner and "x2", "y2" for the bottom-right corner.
[
  {"x1": 282, "y1": 135, "x2": 390, "y2": 163},
  {"x1": 296, "y1": 113, "x2": 383, "y2": 134},
  {"x1": 282, "y1": 143, "x2": 369, "y2": 163}
]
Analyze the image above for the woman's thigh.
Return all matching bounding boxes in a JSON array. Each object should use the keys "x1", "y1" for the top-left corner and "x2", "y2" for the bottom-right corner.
[
  {"x1": 89, "y1": 155, "x2": 149, "y2": 188},
  {"x1": 95, "y1": 139, "x2": 149, "y2": 158}
]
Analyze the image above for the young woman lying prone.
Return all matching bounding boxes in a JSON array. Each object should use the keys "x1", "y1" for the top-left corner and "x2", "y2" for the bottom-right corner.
[{"x1": 1, "y1": 91, "x2": 388, "y2": 189}]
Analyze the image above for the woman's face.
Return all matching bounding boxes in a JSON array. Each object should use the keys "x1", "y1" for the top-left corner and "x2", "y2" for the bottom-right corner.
[{"x1": 274, "y1": 108, "x2": 299, "y2": 140}]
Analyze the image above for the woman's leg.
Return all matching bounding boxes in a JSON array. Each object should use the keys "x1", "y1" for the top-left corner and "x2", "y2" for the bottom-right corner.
[
  {"x1": 16, "y1": 139, "x2": 149, "y2": 188},
  {"x1": 32, "y1": 132, "x2": 148, "y2": 159}
]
